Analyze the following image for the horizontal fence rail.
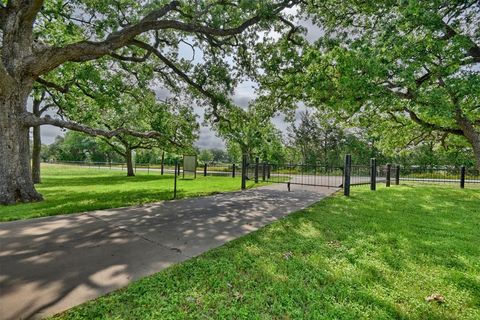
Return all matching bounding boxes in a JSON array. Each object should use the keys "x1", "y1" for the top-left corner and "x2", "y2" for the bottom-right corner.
[
  {"x1": 43, "y1": 159, "x2": 479, "y2": 196},
  {"x1": 261, "y1": 163, "x2": 344, "y2": 188},
  {"x1": 42, "y1": 160, "x2": 242, "y2": 176},
  {"x1": 399, "y1": 166, "x2": 480, "y2": 186}
]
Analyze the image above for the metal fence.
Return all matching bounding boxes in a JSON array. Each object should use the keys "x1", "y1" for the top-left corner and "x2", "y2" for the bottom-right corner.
[
  {"x1": 241, "y1": 155, "x2": 480, "y2": 196},
  {"x1": 44, "y1": 158, "x2": 480, "y2": 198},
  {"x1": 43, "y1": 160, "x2": 240, "y2": 176},
  {"x1": 398, "y1": 166, "x2": 480, "y2": 186},
  {"x1": 263, "y1": 163, "x2": 344, "y2": 187}
]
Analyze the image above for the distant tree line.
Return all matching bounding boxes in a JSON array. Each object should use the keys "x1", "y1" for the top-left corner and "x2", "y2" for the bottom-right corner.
[{"x1": 41, "y1": 118, "x2": 476, "y2": 169}]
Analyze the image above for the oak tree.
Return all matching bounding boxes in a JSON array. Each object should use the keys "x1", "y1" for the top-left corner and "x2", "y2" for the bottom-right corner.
[{"x1": 0, "y1": 0, "x2": 298, "y2": 204}]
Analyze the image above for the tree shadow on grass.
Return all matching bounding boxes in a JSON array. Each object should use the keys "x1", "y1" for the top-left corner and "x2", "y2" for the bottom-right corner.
[
  {"x1": 0, "y1": 187, "x2": 330, "y2": 319},
  {"x1": 93, "y1": 185, "x2": 477, "y2": 320},
  {"x1": 2, "y1": 185, "x2": 478, "y2": 319},
  {"x1": 40, "y1": 173, "x2": 174, "y2": 188}
]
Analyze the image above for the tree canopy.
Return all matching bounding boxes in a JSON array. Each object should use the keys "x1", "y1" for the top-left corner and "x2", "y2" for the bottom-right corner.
[{"x1": 0, "y1": 0, "x2": 300, "y2": 204}]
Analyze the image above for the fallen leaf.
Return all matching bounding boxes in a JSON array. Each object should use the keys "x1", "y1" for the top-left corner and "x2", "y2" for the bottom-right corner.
[
  {"x1": 283, "y1": 251, "x2": 294, "y2": 260},
  {"x1": 425, "y1": 293, "x2": 445, "y2": 303}
]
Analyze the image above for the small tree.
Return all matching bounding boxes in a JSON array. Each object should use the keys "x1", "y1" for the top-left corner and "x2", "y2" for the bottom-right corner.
[{"x1": 198, "y1": 149, "x2": 214, "y2": 164}]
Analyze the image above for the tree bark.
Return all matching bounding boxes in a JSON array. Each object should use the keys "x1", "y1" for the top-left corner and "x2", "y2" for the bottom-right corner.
[
  {"x1": 125, "y1": 148, "x2": 135, "y2": 177},
  {"x1": 161, "y1": 150, "x2": 165, "y2": 175},
  {"x1": 31, "y1": 124, "x2": 41, "y2": 183},
  {"x1": 0, "y1": 85, "x2": 43, "y2": 204},
  {"x1": 455, "y1": 110, "x2": 480, "y2": 170},
  {"x1": 31, "y1": 95, "x2": 44, "y2": 184}
]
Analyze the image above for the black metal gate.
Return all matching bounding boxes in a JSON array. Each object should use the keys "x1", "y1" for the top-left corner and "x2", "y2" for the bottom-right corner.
[
  {"x1": 241, "y1": 156, "x2": 345, "y2": 189},
  {"x1": 240, "y1": 155, "x2": 393, "y2": 191}
]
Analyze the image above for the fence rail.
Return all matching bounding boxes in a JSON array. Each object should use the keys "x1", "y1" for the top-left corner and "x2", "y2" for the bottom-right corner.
[
  {"x1": 398, "y1": 166, "x2": 480, "y2": 185},
  {"x1": 44, "y1": 159, "x2": 480, "y2": 198}
]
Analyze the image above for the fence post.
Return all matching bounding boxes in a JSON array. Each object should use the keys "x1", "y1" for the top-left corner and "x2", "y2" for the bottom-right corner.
[
  {"x1": 254, "y1": 157, "x2": 259, "y2": 183},
  {"x1": 344, "y1": 154, "x2": 351, "y2": 196},
  {"x1": 267, "y1": 164, "x2": 271, "y2": 179},
  {"x1": 460, "y1": 166, "x2": 466, "y2": 189},
  {"x1": 241, "y1": 155, "x2": 247, "y2": 190},
  {"x1": 395, "y1": 165, "x2": 400, "y2": 185},
  {"x1": 147, "y1": 163, "x2": 150, "y2": 174},
  {"x1": 370, "y1": 158, "x2": 377, "y2": 191},
  {"x1": 262, "y1": 162, "x2": 266, "y2": 181},
  {"x1": 386, "y1": 163, "x2": 391, "y2": 187},
  {"x1": 173, "y1": 161, "x2": 178, "y2": 199},
  {"x1": 232, "y1": 163, "x2": 236, "y2": 178},
  {"x1": 204, "y1": 163, "x2": 207, "y2": 177}
]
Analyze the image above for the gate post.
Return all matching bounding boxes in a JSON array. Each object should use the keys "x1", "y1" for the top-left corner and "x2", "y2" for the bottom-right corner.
[
  {"x1": 370, "y1": 158, "x2": 377, "y2": 191},
  {"x1": 386, "y1": 164, "x2": 391, "y2": 187},
  {"x1": 161, "y1": 151, "x2": 165, "y2": 175},
  {"x1": 395, "y1": 165, "x2": 400, "y2": 185},
  {"x1": 344, "y1": 154, "x2": 351, "y2": 196},
  {"x1": 262, "y1": 162, "x2": 266, "y2": 181},
  {"x1": 254, "y1": 157, "x2": 259, "y2": 183},
  {"x1": 173, "y1": 161, "x2": 178, "y2": 199},
  {"x1": 232, "y1": 163, "x2": 236, "y2": 178},
  {"x1": 460, "y1": 166, "x2": 466, "y2": 189},
  {"x1": 241, "y1": 154, "x2": 247, "y2": 190},
  {"x1": 204, "y1": 163, "x2": 207, "y2": 177}
]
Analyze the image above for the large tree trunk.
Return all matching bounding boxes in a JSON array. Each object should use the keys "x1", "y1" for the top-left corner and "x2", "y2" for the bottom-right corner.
[
  {"x1": 31, "y1": 96, "x2": 43, "y2": 184},
  {"x1": 463, "y1": 131, "x2": 480, "y2": 170},
  {"x1": 161, "y1": 150, "x2": 165, "y2": 175},
  {"x1": 0, "y1": 86, "x2": 43, "y2": 204},
  {"x1": 455, "y1": 109, "x2": 480, "y2": 170},
  {"x1": 125, "y1": 148, "x2": 135, "y2": 177},
  {"x1": 31, "y1": 125, "x2": 42, "y2": 183}
]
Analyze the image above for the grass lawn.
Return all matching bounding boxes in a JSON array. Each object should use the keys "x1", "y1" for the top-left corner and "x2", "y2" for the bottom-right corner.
[
  {"x1": 53, "y1": 185, "x2": 480, "y2": 320},
  {"x1": 0, "y1": 163, "x2": 263, "y2": 222}
]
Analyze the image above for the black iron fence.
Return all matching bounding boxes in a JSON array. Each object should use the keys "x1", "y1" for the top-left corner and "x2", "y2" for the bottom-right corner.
[
  {"x1": 44, "y1": 158, "x2": 479, "y2": 198},
  {"x1": 398, "y1": 166, "x2": 480, "y2": 185},
  {"x1": 240, "y1": 155, "x2": 480, "y2": 196},
  {"x1": 43, "y1": 160, "x2": 240, "y2": 176}
]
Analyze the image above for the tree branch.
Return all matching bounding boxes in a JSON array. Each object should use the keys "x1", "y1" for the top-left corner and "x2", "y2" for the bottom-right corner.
[
  {"x1": 28, "y1": 0, "x2": 297, "y2": 77},
  {"x1": 22, "y1": 113, "x2": 173, "y2": 141},
  {"x1": 36, "y1": 77, "x2": 70, "y2": 93},
  {"x1": 101, "y1": 138, "x2": 127, "y2": 157},
  {"x1": 131, "y1": 39, "x2": 229, "y2": 123},
  {"x1": 442, "y1": 21, "x2": 480, "y2": 63},
  {"x1": 405, "y1": 108, "x2": 463, "y2": 135},
  {"x1": 20, "y1": 0, "x2": 44, "y2": 25}
]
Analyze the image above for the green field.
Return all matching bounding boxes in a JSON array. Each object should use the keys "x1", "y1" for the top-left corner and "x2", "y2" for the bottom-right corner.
[
  {"x1": 53, "y1": 185, "x2": 480, "y2": 320},
  {"x1": 0, "y1": 164, "x2": 263, "y2": 222}
]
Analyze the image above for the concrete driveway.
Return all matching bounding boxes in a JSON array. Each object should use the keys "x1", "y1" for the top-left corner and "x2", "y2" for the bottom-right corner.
[{"x1": 0, "y1": 184, "x2": 338, "y2": 320}]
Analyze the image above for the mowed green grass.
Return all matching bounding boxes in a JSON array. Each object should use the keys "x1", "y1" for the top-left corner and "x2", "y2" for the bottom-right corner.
[
  {"x1": 54, "y1": 185, "x2": 480, "y2": 320},
  {"x1": 0, "y1": 164, "x2": 261, "y2": 221}
]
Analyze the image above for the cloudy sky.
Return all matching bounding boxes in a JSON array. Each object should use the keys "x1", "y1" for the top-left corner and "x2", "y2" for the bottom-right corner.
[{"x1": 37, "y1": 12, "x2": 322, "y2": 149}]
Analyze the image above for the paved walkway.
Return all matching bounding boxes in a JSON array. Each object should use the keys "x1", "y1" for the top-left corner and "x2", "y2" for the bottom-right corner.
[{"x1": 0, "y1": 184, "x2": 338, "y2": 320}]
